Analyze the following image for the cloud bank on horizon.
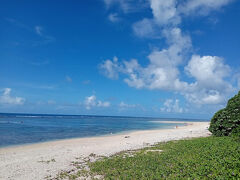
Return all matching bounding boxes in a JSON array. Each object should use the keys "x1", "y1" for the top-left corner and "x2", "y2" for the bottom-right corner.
[
  {"x1": 84, "y1": 95, "x2": 110, "y2": 110},
  {"x1": 100, "y1": 0, "x2": 238, "y2": 111},
  {"x1": 0, "y1": 88, "x2": 25, "y2": 105}
]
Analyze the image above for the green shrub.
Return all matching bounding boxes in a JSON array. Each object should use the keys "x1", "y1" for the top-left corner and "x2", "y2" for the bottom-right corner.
[
  {"x1": 209, "y1": 91, "x2": 240, "y2": 136},
  {"x1": 231, "y1": 126, "x2": 240, "y2": 138},
  {"x1": 90, "y1": 136, "x2": 240, "y2": 179}
]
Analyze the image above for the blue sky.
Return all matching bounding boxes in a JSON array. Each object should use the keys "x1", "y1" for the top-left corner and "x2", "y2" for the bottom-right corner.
[{"x1": 0, "y1": 0, "x2": 240, "y2": 119}]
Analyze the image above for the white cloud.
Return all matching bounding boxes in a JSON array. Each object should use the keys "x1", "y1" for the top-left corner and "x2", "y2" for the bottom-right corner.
[
  {"x1": 183, "y1": 55, "x2": 234, "y2": 105},
  {"x1": 100, "y1": 0, "x2": 236, "y2": 109},
  {"x1": 84, "y1": 95, "x2": 110, "y2": 110},
  {"x1": 104, "y1": 0, "x2": 114, "y2": 8},
  {"x1": 103, "y1": 0, "x2": 148, "y2": 13},
  {"x1": 132, "y1": 18, "x2": 157, "y2": 38},
  {"x1": 150, "y1": 0, "x2": 180, "y2": 26},
  {"x1": 133, "y1": 0, "x2": 232, "y2": 38},
  {"x1": 178, "y1": 0, "x2": 233, "y2": 16},
  {"x1": 97, "y1": 101, "x2": 111, "y2": 108},
  {"x1": 0, "y1": 88, "x2": 25, "y2": 105},
  {"x1": 119, "y1": 101, "x2": 137, "y2": 108},
  {"x1": 102, "y1": 28, "x2": 191, "y2": 91},
  {"x1": 99, "y1": 56, "x2": 120, "y2": 79},
  {"x1": 105, "y1": 0, "x2": 129, "y2": 12},
  {"x1": 85, "y1": 95, "x2": 97, "y2": 110},
  {"x1": 100, "y1": 46, "x2": 234, "y2": 106},
  {"x1": 185, "y1": 55, "x2": 231, "y2": 89},
  {"x1": 160, "y1": 99, "x2": 185, "y2": 113},
  {"x1": 108, "y1": 13, "x2": 120, "y2": 22},
  {"x1": 184, "y1": 89, "x2": 225, "y2": 105}
]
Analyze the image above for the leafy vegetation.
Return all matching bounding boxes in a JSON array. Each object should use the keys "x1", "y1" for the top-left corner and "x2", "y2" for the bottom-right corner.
[
  {"x1": 52, "y1": 91, "x2": 240, "y2": 179},
  {"x1": 89, "y1": 136, "x2": 240, "y2": 179},
  {"x1": 209, "y1": 91, "x2": 240, "y2": 136}
]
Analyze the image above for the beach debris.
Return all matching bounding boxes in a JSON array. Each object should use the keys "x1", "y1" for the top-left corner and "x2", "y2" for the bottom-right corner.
[
  {"x1": 38, "y1": 158, "x2": 56, "y2": 164},
  {"x1": 89, "y1": 153, "x2": 97, "y2": 158},
  {"x1": 124, "y1": 136, "x2": 130, "y2": 138},
  {"x1": 53, "y1": 154, "x2": 105, "y2": 180}
]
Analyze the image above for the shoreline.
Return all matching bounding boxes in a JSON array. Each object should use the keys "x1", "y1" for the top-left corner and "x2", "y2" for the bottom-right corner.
[
  {"x1": 0, "y1": 121, "x2": 188, "y2": 150},
  {"x1": 0, "y1": 121, "x2": 210, "y2": 180}
]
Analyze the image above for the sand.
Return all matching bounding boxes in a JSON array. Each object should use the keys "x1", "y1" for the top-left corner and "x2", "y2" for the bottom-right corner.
[{"x1": 0, "y1": 121, "x2": 210, "y2": 180}]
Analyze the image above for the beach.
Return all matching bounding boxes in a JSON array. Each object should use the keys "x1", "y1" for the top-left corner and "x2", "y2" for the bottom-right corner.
[{"x1": 0, "y1": 121, "x2": 210, "y2": 180}]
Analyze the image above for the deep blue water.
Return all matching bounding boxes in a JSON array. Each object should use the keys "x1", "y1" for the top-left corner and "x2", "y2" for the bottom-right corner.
[{"x1": 0, "y1": 113, "x2": 208, "y2": 147}]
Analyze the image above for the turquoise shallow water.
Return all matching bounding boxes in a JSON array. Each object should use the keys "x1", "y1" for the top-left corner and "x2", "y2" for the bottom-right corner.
[{"x1": 0, "y1": 113, "x2": 208, "y2": 147}]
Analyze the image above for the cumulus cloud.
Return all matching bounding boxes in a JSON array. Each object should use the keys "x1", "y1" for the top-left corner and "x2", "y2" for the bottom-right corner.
[
  {"x1": 160, "y1": 99, "x2": 185, "y2": 113},
  {"x1": 84, "y1": 95, "x2": 110, "y2": 110},
  {"x1": 185, "y1": 55, "x2": 231, "y2": 88},
  {"x1": 101, "y1": 54, "x2": 233, "y2": 106},
  {"x1": 184, "y1": 90, "x2": 225, "y2": 105},
  {"x1": 132, "y1": 19, "x2": 157, "y2": 38},
  {"x1": 183, "y1": 55, "x2": 234, "y2": 105},
  {"x1": 101, "y1": 28, "x2": 191, "y2": 91},
  {"x1": 0, "y1": 88, "x2": 25, "y2": 105},
  {"x1": 100, "y1": 0, "x2": 236, "y2": 110},
  {"x1": 104, "y1": 0, "x2": 232, "y2": 37},
  {"x1": 150, "y1": 0, "x2": 180, "y2": 26},
  {"x1": 85, "y1": 95, "x2": 97, "y2": 110},
  {"x1": 99, "y1": 56, "x2": 120, "y2": 79},
  {"x1": 133, "y1": 0, "x2": 232, "y2": 38}
]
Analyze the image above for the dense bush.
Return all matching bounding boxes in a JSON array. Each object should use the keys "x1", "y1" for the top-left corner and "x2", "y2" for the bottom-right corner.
[{"x1": 209, "y1": 91, "x2": 240, "y2": 136}]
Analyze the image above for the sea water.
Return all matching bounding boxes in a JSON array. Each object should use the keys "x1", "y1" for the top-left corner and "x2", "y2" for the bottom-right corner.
[{"x1": 0, "y1": 113, "x2": 207, "y2": 147}]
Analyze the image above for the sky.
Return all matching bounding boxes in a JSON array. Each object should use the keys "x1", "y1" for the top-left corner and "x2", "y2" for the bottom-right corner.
[{"x1": 0, "y1": 0, "x2": 240, "y2": 119}]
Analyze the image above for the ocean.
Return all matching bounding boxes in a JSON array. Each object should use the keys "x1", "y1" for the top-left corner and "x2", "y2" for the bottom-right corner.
[{"x1": 0, "y1": 113, "x2": 208, "y2": 147}]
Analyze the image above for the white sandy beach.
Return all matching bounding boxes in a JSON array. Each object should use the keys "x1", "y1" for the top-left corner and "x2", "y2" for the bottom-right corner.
[{"x1": 0, "y1": 121, "x2": 210, "y2": 180}]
